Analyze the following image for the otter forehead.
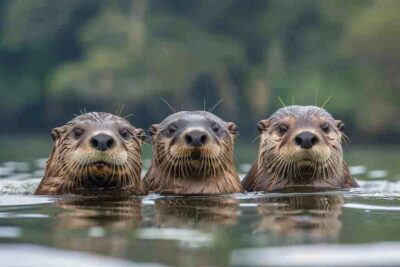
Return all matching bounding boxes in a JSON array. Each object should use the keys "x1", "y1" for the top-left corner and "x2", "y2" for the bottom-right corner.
[
  {"x1": 67, "y1": 112, "x2": 131, "y2": 128},
  {"x1": 269, "y1": 106, "x2": 334, "y2": 123},
  {"x1": 160, "y1": 111, "x2": 226, "y2": 127}
]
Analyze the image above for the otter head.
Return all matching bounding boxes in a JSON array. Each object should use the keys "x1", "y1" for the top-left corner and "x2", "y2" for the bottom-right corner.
[
  {"x1": 38, "y1": 112, "x2": 146, "y2": 195},
  {"x1": 149, "y1": 111, "x2": 237, "y2": 180},
  {"x1": 257, "y1": 105, "x2": 346, "y2": 185}
]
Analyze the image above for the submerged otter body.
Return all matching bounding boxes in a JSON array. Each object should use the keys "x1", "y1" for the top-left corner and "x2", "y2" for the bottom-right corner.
[
  {"x1": 242, "y1": 105, "x2": 358, "y2": 192},
  {"x1": 35, "y1": 112, "x2": 147, "y2": 195},
  {"x1": 144, "y1": 111, "x2": 242, "y2": 195}
]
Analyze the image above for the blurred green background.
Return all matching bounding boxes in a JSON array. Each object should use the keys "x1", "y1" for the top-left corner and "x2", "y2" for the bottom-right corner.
[{"x1": 0, "y1": 0, "x2": 399, "y2": 143}]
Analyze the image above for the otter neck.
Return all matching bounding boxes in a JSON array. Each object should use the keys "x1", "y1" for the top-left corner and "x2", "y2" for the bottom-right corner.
[{"x1": 260, "y1": 157, "x2": 344, "y2": 188}]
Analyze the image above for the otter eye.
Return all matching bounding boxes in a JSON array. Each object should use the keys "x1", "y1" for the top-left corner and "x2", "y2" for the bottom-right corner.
[
  {"x1": 120, "y1": 128, "x2": 131, "y2": 139},
  {"x1": 168, "y1": 125, "x2": 177, "y2": 134},
  {"x1": 73, "y1": 128, "x2": 84, "y2": 139},
  {"x1": 321, "y1": 123, "x2": 330, "y2": 133},
  {"x1": 277, "y1": 124, "x2": 288, "y2": 135},
  {"x1": 212, "y1": 123, "x2": 220, "y2": 132}
]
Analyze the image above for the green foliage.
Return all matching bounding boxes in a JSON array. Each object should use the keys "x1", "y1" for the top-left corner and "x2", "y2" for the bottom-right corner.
[
  {"x1": 50, "y1": 3, "x2": 245, "y2": 103},
  {"x1": 0, "y1": 0, "x2": 399, "y2": 138},
  {"x1": 342, "y1": 0, "x2": 400, "y2": 133},
  {"x1": 2, "y1": 0, "x2": 80, "y2": 48}
]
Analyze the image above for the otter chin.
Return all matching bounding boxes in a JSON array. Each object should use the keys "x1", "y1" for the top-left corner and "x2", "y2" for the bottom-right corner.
[
  {"x1": 242, "y1": 105, "x2": 359, "y2": 192},
  {"x1": 144, "y1": 111, "x2": 242, "y2": 195},
  {"x1": 35, "y1": 112, "x2": 147, "y2": 195}
]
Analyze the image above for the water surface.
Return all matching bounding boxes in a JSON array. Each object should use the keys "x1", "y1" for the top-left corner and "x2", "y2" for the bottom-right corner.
[{"x1": 0, "y1": 143, "x2": 399, "y2": 266}]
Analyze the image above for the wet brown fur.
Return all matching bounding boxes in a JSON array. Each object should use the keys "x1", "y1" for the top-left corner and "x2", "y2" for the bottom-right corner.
[
  {"x1": 144, "y1": 111, "x2": 242, "y2": 194},
  {"x1": 35, "y1": 112, "x2": 147, "y2": 195},
  {"x1": 242, "y1": 105, "x2": 358, "y2": 192}
]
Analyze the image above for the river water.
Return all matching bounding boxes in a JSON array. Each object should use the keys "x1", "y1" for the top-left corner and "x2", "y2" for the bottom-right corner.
[{"x1": 0, "y1": 143, "x2": 399, "y2": 267}]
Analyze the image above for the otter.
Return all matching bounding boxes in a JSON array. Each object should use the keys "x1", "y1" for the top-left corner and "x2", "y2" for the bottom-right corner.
[
  {"x1": 143, "y1": 111, "x2": 242, "y2": 194},
  {"x1": 35, "y1": 112, "x2": 147, "y2": 195},
  {"x1": 242, "y1": 105, "x2": 358, "y2": 191}
]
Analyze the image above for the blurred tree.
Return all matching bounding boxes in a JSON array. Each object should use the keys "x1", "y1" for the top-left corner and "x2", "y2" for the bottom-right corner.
[
  {"x1": 50, "y1": 0, "x2": 245, "y2": 114},
  {"x1": 0, "y1": 0, "x2": 96, "y2": 123},
  {"x1": 0, "y1": 0, "x2": 398, "y2": 142},
  {"x1": 2, "y1": 0, "x2": 80, "y2": 47},
  {"x1": 343, "y1": 0, "x2": 400, "y2": 135}
]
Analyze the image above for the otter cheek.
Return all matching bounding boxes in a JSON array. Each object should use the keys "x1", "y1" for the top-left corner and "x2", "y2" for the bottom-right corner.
[
  {"x1": 209, "y1": 143, "x2": 221, "y2": 156},
  {"x1": 70, "y1": 149, "x2": 90, "y2": 164},
  {"x1": 312, "y1": 145, "x2": 331, "y2": 161},
  {"x1": 260, "y1": 133, "x2": 270, "y2": 144},
  {"x1": 169, "y1": 145, "x2": 180, "y2": 157},
  {"x1": 117, "y1": 151, "x2": 129, "y2": 164},
  {"x1": 277, "y1": 146, "x2": 294, "y2": 159}
]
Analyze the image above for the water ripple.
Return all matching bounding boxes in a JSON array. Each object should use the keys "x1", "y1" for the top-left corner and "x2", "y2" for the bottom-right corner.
[
  {"x1": 231, "y1": 243, "x2": 400, "y2": 266},
  {"x1": 0, "y1": 244, "x2": 167, "y2": 267}
]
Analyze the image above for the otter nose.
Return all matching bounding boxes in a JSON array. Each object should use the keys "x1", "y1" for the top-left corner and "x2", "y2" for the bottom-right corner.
[
  {"x1": 90, "y1": 134, "x2": 115, "y2": 151},
  {"x1": 184, "y1": 130, "x2": 208, "y2": 147},
  {"x1": 294, "y1": 131, "x2": 319, "y2": 149}
]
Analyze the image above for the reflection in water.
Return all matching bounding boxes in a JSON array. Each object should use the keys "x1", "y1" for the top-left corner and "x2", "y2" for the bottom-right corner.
[
  {"x1": 0, "y1": 244, "x2": 164, "y2": 267},
  {"x1": 1, "y1": 152, "x2": 400, "y2": 266},
  {"x1": 255, "y1": 193, "x2": 344, "y2": 241},
  {"x1": 137, "y1": 196, "x2": 240, "y2": 267},
  {"x1": 53, "y1": 196, "x2": 142, "y2": 257},
  {"x1": 231, "y1": 243, "x2": 400, "y2": 267},
  {"x1": 154, "y1": 196, "x2": 239, "y2": 229},
  {"x1": 56, "y1": 196, "x2": 142, "y2": 229}
]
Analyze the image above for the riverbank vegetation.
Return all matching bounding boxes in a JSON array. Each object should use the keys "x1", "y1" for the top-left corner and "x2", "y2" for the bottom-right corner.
[{"x1": 0, "y1": 0, "x2": 399, "y2": 142}]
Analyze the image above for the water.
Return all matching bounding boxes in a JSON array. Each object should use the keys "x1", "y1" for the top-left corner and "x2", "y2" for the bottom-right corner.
[{"x1": 0, "y1": 143, "x2": 399, "y2": 267}]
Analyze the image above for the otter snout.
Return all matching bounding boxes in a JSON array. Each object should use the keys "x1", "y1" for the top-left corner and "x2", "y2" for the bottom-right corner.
[
  {"x1": 294, "y1": 131, "x2": 319, "y2": 149},
  {"x1": 90, "y1": 133, "x2": 115, "y2": 151},
  {"x1": 184, "y1": 129, "x2": 209, "y2": 147}
]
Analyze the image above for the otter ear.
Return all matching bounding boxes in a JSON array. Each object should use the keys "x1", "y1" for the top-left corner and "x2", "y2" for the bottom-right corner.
[
  {"x1": 135, "y1": 128, "x2": 146, "y2": 142},
  {"x1": 257, "y1": 119, "x2": 270, "y2": 134},
  {"x1": 50, "y1": 127, "x2": 62, "y2": 142},
  {"x1": 149, "y1": 124, "x2": 159, "y2": 137},
  {"x1": 336, "y1": 120, "x2": 345, "y2": 132},
  {"x1": 227, "y1": 122, "x2": 238, "y2": 135}
]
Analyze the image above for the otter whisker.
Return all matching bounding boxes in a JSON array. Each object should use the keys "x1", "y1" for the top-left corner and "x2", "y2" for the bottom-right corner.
[
  {"x1": 321, "y1": 95, "x2": 333, "y2": 109},
  {"x1": 209, "y1": 99, "x2": 223, "y2": 113},
  {"x1": 77, "y1": 154, "x2": 88, "y2": 189},
  {"x1": 277, "y1": 96, "x2": 286, "y2": 107},
  {"x1": 165, "y1": 155, "x2": 177, "y2": 188},
  {"x1": 161, "y1": 97, "x2": 177, "y2": 113},
  {"x1": 117, "y1": 104, "x2": 125, "y2": 117}
]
